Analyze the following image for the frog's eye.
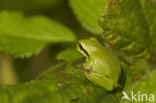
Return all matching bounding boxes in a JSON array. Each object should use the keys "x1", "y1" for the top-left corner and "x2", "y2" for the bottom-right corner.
[
  {"x1": 105, "y1": 75, "x2": 109, "y2": 79},
  {"x1": 78, "y1": 42, "x2": 90, "y2": 58}
]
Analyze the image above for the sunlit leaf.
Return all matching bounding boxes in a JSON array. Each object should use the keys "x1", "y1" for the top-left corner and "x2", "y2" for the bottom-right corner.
[
  {"x1": 70, "y1": 0, "x2": 107, "y2": 34},
  {"x1": 0, "y1": 11, "x2": 76, "y2": 57}
]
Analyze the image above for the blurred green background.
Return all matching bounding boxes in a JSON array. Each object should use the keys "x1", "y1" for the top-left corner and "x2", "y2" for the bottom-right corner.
[{"x1": 0, "y1": 0, "x2": 93, "y2": 84}]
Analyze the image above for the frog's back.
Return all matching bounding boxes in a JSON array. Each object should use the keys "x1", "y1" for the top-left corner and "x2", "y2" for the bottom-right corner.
[{"x1": 91, "y1": 48, "x2": 121, "y2": 82}]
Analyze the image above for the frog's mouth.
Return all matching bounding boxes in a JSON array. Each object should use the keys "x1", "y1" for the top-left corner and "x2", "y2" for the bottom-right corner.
[{"x1": 78, "y1": 42, "x2": 90, "y2": 58}]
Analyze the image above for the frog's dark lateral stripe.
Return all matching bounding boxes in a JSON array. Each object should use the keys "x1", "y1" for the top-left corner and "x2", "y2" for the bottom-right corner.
[{"x1": 78, "y1": 42, "x2": 90, "y2": 58}]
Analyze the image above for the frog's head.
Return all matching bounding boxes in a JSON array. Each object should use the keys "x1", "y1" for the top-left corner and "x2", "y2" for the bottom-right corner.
[{"x1": 77, "y1": 38, "x2": 102, "y2": 58}]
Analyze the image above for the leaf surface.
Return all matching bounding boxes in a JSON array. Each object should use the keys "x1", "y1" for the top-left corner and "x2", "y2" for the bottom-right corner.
[
  {"x1": 0, "y1": 63, "x2": 120, "y2": 103},
  {"x1": 0, "y1": 11, "x2": 76, "y2": 57},
  {"x1": 70, "y1": 0, "x2": 107, "y2": 34}
]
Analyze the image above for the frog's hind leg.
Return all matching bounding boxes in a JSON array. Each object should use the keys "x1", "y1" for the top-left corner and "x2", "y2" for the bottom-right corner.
[{"x1": 89, "y1": 72, "x2": 113, "y2": 91}]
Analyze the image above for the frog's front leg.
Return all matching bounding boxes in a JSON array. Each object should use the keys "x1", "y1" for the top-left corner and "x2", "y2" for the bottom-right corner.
[{"x1": 83, "y1": 59, "x2": 92, "y2": 71}]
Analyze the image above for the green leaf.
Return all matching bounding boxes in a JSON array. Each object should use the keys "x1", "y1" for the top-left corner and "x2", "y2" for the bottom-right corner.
[
  {"x1": 122, "y1": 69, "x2": 156, "y2": 103},
  {"x1": 99, "y1": 0, "x2": 150, "y2": 55},
  {"x1": 140, "y1": 0, "x2": 156, "y2": 56},
  {"x1": 70, "y1": 0, "x2": 108, "y2": 34},
  {"x1": 140, "y1": 0, "x2": 156, "y2": 36},
  {"x1": 121, "y1": 59, "x2": 150, "y2": 89},
  {"x1": 0, "y1": 11, "x2": 76, "y2": 57},
  {"x1": 0, "y1": 63, "x2": 120, "y2": 103},
  {"x1": 56, "y1": 48, "x2": 82, "y2": 63}
]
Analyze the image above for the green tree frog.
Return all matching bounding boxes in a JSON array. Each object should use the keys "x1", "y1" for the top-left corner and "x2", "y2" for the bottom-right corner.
[{"x1": 77, "y1": 38, "x2": 121, "y2": 91}]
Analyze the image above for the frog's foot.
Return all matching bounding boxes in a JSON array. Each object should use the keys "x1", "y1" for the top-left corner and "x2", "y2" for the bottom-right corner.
[{"x1": 82, "y1": 69, "x2": 90, "y2": 80}]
